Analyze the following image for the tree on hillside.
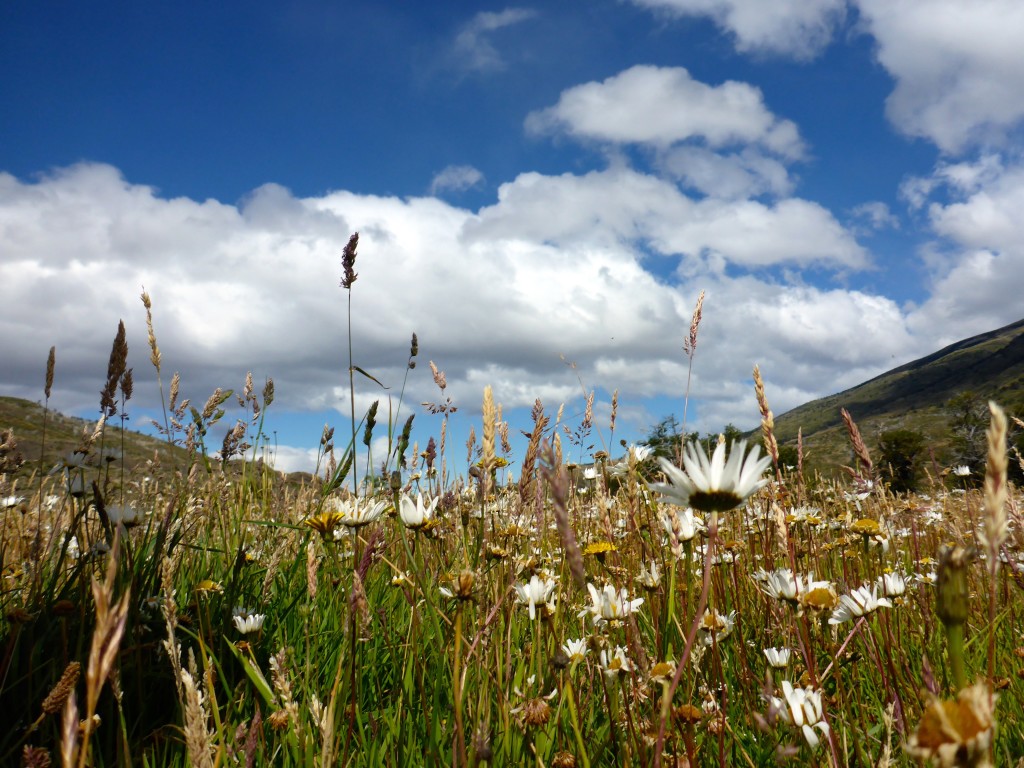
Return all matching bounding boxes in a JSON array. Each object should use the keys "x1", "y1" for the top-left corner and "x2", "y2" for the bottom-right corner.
[
  {"x1": 947, "y1": 391, "x2": 989, "y2": 477},
  {"x1": 878, "y1": 428, "x2": 926, "y2": 493}
]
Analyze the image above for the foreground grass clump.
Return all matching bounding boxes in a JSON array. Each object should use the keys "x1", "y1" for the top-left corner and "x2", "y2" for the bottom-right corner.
[{"x1": 2, "y1": 280, "x2": 1023, "y2": 767}]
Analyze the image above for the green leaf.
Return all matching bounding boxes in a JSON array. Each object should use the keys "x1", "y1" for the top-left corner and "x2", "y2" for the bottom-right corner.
[
  {"x1": 224, "y1": 639, "x2": 275, "y2": 707},
  {"x1": 352, "y1": 365, "x2": 388, "y2": 389}
]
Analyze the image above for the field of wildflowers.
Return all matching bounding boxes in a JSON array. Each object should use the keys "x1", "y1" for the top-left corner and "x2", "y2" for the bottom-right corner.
[{"x1": 1, "y1": 236, "x2": 1022, "y2": 767}]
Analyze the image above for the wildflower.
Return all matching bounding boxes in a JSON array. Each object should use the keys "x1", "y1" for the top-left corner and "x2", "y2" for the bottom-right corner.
[
  {"x1": 514, "y1": 574, "x2": 557, "y2": 620},
  {"x1": 196, "y1": 579, "x2": 222, "y2": 594},
  {"x1": 876, "y1": 571, "x2": 907, "y2": 598},
  {"x1": 562, "y1": 638, "x2": 589, "y2": 663},
  {"x1": 635, "y1": 560, "x2": 661, "y2": 591},
  {"x1": 105, "y1": 504, "x2": 142, "y2": 528},
  {"x1": 798, "y1": 583, "x2": 840, "y2": 615},
  {"x1": 630, "y1": 444, "x2": 653, "y2": 463},
  {"x1": 906, "y1": 682, "x2": 995, "y2": 767},
  {"x1": 661, "y1": 507, "x2": 705, "y2": 545},
  {"x1": 485, "y1": 543, "x2": 509, "y2": 560},
  {"x1": 649, "y1": 660, "x2": 675, "y2": 683},
  {"x1": 786, "y1": 506, "x2": 820, "y2": 525},
  {"x1": 764, "y1": 647, "x2": 792, "y2": 668},
  {"x1": 439, "y1": 570, "x2": 477, "y2": 601},
  {"x1": 699, "y1": 609, "x2": 736, "y2": 645},
  {"x1": 582, "y1": 541, "x2": 616, "y2": 558},
  {"x1": 762, "y1": 568, "x2": 801, "y2": 603},
  {"x1": 519, "y1": 697, "x2": 552, "y2": 727},
  {"x1": 50, "y1": 450, "x2": 88, "y2": 474},
  {"x1": 849, "y1": 517, "x2": 883, "y2": 538},
  {"x1": 952, "y1": 465, "x2": 971, "y2": 477},
  {"x1": 399, "y1": 493, "x2": 439, "y2": 530},
  {"x1": 762, "y1": 569, "x2": 832, "y2": 607},
  {"x1": 304, "y1": 510, "x2": 344, "y2": 540},
  {"x1": 829, "y1": 585, "x2": 892, "y2": 625},
  {"x1": 232, "y1": 609, "x2": 266, "y2": 635},
  {"x1": 328, "y1": 497, "x2": 387, "y2": 529},
  {"x1": 599, "y1": 645, "x2": 633, "y2": 678},
  {"x1": 768, "y1": 681, "x2": 830, "y2": 749},
  {"x1": 674, "y1": 703, "x2": 704, "y2": 725},
  {"x1": 649, "y1": 439, "x2": 771, "y2": 513},
  {"x1": 580, "y1": 583, "x2": 643, "y2": 627}
]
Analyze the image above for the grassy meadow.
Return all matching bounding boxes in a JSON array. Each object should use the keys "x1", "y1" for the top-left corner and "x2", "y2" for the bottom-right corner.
[{"x1": 2, "y1": 259, "x2": 1023, "y2": 767}]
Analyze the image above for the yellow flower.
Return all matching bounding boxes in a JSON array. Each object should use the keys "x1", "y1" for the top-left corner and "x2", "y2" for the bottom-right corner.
[
  {"x1": 582, "y1": 541, "x2": 616, "y2": 560},
  {"x1": 304, "y1": 511, "x2": 344, "y2": 540}
]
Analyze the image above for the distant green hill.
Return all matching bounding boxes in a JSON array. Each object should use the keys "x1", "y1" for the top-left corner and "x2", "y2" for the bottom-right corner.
[
  {"x1": 770, "y1": 318, "x2": 1024, "y2": 474},
  {"x1": 0, "y1": 395, "x2": 183, "y2": 482}
]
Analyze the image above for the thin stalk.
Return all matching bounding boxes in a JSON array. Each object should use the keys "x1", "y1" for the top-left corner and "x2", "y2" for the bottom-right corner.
[
  {"x1": 453, "y1": 604, "x2": 467, "y2": 768},
  {"x1": 346, "y1": 288, "x2": 358, "y2": 496}
]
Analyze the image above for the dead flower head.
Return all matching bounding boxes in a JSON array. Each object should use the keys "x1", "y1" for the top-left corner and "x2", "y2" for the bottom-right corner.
[{"x1": 906, "y1": 682, "x2": 995, "y2": 767}]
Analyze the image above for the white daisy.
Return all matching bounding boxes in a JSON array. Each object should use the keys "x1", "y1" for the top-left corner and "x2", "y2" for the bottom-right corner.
[
  {"x1": 768, "y1": 681, "x2": 830, "y2": 749},
  {"x1": 649, "y1": 440, "x2": 771, "y2": 513},
  {"x1": 829, "y1": 584, "x2": 892, "y2": 625},
  {"x1": 514, "y1": 574, "x2": 557, "y2": 620}
]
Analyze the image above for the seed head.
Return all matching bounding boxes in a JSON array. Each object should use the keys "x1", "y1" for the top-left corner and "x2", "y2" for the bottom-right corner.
[{"x1": 340, "y1": 232, "x2": 359, "y2": 289}]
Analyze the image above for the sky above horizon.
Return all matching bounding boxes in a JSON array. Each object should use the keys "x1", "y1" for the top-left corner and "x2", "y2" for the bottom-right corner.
[{"x1": 3, "y1": 1, "x2": 1024, "y2": 475}]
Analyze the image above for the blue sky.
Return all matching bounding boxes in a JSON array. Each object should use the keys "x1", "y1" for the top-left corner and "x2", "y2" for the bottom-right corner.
[{"x1": 3, "y1": 1, "x2": 1024, "y2": 475}]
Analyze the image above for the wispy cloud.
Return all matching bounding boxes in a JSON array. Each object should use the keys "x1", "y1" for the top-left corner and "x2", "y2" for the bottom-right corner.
[
  {"x1": 429, "y1": 165, "x2": 484, "y2": 195},
  {"x1": 450, "y1": 8, "x2": 538, "y2": 74}
]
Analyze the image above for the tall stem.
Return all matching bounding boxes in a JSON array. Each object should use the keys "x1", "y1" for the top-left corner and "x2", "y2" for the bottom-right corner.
[{"x1": 346, "y1": 289, "x2": 357, "y2": 496}]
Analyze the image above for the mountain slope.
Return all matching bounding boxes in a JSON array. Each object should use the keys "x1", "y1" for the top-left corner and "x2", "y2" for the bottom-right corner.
[{"x1": 771, "y1": 318, "x2": 1024, "y2": 472}]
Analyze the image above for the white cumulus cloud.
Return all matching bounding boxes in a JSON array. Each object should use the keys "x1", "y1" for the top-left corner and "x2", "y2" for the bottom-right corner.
[
  {"x1": 526, "y1": 65, "x2": 804, "y2": 159},
  {"x1": 627, "y1": 0, "x2": 846, "y2": 59},
  {"x1": 857, "y1": 0, "x2": 1024, "y2": 153}
]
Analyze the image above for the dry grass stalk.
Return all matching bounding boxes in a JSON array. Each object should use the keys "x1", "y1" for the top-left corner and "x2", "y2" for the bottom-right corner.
[
  {"x1": 540, "y1": 443, "x2": 585, "y2": 591},
  {"x1": 79, "y1": 540, "x2": 131, "y2": 767},
  {"x1": 45, "y1": 346, "x2": 55, "y2": 400},
  {"x1": 181, "y1": 654, "x2": 214, "y2": 768},
  {"x1": 169, "y1": 372, "x2": 180, "y2": 413},
  {"x1": 981, "y1": 401, "x2": 1009, "y2": 574},
  {"x1": 60, "y1": 691, "x2": 78, "y2": 768},
  {"x1": 581, "y1": 391, "x2": 594, "y2": 433},
  {"x1": 160, "y1": 556, "x2": 184, "y2": 699},
  {"x1": 340, "y1": 232, "x2": 359, "y2": 289},
  {"x1": 350, "y1": 571, "x2": 370, "y2": 635},
  {"x1": 683, "y1": 289, "x2": 705, "y2": 357},
  {"x1": 797, "y1": 427, "x2": 804, "y2": 480},
  {"x1": 518, "y1": 399, "x2": 548, "y2": 506},
  {"x1": 201, "y1": 388, "x2": 225, "y2": 421},
  {"x1": 753, "y1": 365, "x2": 780, "y2": 472},
  {"x1": 270, "y1": 649, "x2": 302, "y2": 740},
  {"x1": 680, "y1": 289, "x2": 706, "y2": 461},
  {"x1": 140, "y1": 289, "x2": 161, "y2": 372},
  {"x1": 465, "y1": 426, "x2": 476, "y2": 468},
  {"x1": 309, "y1": 695, "x2": 335, "y2": 767},
  {"x1": 840, "y1": 408, "x2": 873, "y2": 478},
  {"x1": 609, "y1": 388, "x2": 618, "y2": 435},
  {"x1": 481, "y1": 386, "x2": 497, "y2": 496},
  {"x1": 306, "y1": 539, "x2": 319, "y2": 601},
  {"x1": 99, "y1": 320, "x2": 128, "y2": 419}
]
